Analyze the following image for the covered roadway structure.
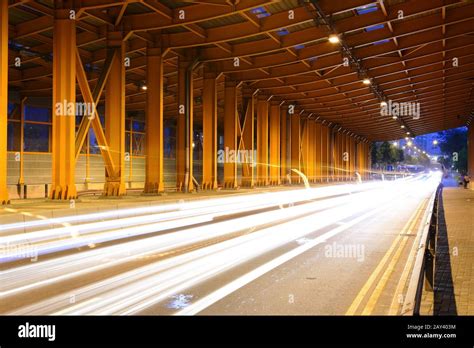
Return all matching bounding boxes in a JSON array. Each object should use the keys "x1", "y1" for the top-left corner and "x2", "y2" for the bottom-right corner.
[
  {"x1": 1, "y1": 0, "x2": 474, "y2": 317},
  {"x1": 2, "y1": 0, "x2": 473, "y2": 203}
]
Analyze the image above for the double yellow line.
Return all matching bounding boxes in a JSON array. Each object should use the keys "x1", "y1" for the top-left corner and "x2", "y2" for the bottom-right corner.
[{"x1": 345, "y1": 198, "x2": 428, "y2": 315}]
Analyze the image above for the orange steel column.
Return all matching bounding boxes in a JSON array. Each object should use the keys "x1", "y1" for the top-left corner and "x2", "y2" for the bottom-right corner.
[
  {"x1": 177, "y1": 54, "x2": 194, "y2": 192},
  {"x1": 321, "y1": 125, "x2": 328, "y2": 182},
  {"x1": 339, "y1": 133, "x2": 345, "y2": 181},
  {"x1": 310, "y1": 120, "x2": 317, "y2": 182},
  {"x1": 144, "y1": 46, "x2": 165, "y2": 194},
  {"x1": 359, "y1": 141, "x2": 365, "y2": 179},
  {"x1": 0, "y1": 0, "x2": 8, "y2": 204},
  {"x1": 315, "y1": 122, "x2": 322, "y2": 182},
  {"x1": 280, "y1": 107, "x2": 287, "y2": 184},
  {"x1": 343, "y1": 133, "x2": 349, "y2": 181},
  {"x1": 201, "y1": 66, "x2": 218, "y2": 190},
  {"x1": 348, "y1": 135, "x2": 352, "y2": 180},
  {"x1": 50, "y1": 10, "x2": 77, "y2": 200},
  {"x1": 177, "y1": 60, "x2": 186, "y2": 191},
  {"x1": 333, "y1": 132, "x2": 338, "y2": 181},
  {"x1": 332, "y1": 129, "x2": 338, "y2": 181},
  {"x1": 104, "y1": 32, "x2": 126, "y2": 197},
  {"x1": 256, "y1": 97, "x2": 269, "y2": 186},
  {"x1": 342, "y1": 133, "x2": 346, "y2": 180},
  {"x1": 241, "y1": 88, "x2": 255, "y2": 188},
  {"x1": 307, "y1": 121, "x2": 312, "y2": 182},
  {"x1": 343, "y1": 134, "x2": 347, "y2": 180},
  {"x1": 362, "y1": 142, "x2": 367, "y2": 179},
  {"x1": 290, "y1": 113, "x2": 301, "y2": 184},
  {"x1": 269, "y1": 102, "x2": 280, "y2": 185},
  {"x1": 367, "y1": 142, "x2": 372, "y2": 179},
  {"x1": 349, "y1": 135, "x2": 354, "y2": 180},
  {"x1": 355, "y1": 140, "x2": 362, "y2": 176},
  {"x1": 300, "y1": 119, "x2": 308, "y2": 178},
  {"x1": 223, "y1": 78, "x2": 238, "y2": 189}
]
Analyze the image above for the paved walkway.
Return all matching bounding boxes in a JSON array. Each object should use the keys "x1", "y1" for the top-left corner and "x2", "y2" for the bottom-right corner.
[{"x1": 421, "y1": 178, "x2": 474, "y2": 315}]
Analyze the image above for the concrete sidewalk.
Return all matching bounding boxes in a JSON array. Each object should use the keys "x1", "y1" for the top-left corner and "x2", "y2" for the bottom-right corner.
[{"x1": 421, "y1": 180, "x2": 474, "y2": 315}]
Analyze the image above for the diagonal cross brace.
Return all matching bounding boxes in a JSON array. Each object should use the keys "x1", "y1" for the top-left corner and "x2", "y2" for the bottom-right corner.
[{"x1": 75, "y1": 48, "x2": 117, "y2": 178}]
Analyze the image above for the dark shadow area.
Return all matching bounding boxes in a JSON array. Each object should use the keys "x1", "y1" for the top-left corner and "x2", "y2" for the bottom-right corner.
[{"x1": 433, "y1": 188, "x2": 458, "y2": 315}]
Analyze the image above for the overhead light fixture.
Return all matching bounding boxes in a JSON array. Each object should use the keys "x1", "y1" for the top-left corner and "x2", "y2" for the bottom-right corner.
[
  {"x1": 407, "y1": 141, "x2": 413, "y2": 147},
  {"x1": 328, "y1": 34, "x2": 340, "y2": 44},
  {"x1": 141, "y1": 84, "x2": 148, "y2": 91},
  {"x1": 401, "y1": 125, "x2": 405, "y2": 129},
  {"x1": 362, "y1": 78, "x2": 371, "y2": 85},
  {"x1": 433, "y1": 140, "x2": 438, "y2": 145},
  {"x1": 406, "y1": 131, "x2": 410, "y2": 135},
  {"x1": 392, "y1": 116, "x2": 397, "y2": 119}
]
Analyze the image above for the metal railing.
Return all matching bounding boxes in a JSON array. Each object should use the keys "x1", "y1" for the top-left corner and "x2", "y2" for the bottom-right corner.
[{"x1": 402, "y1": 183, "x2": 443, "y2": 315}]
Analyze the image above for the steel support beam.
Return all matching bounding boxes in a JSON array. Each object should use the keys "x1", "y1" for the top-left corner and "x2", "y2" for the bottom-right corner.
[
  {"x1": 75, "y1": 48, "x2": 116, "y2": 160},
  {"x1": 308, "y1": 120, "x2": 315, "y2": 183},
  {"x1": 290, "y1": 113, "x2": 301, "y2": 184},
  {"x1": 269, "y1": 102, "x2": 280, "y2": 185},
  {"x1": 201, "y1": 65, "x2": 218, "y2": 190},
  {"x1": 304, "y1": 120, "x2": 309, "y2": 182},
  {"x1": 104, "y1": 32, "x2": 126, "y2": 197},
  {"x1": 330, "y1": 127, "x2": 336, "y2": 181},
  {"x1": 338, "y1": 132, "x2": 343, "y2": 181},
  {"x1": 50, "y1": 10, "x2": 77, "y2": 200},
  {"x1": 315, "y1": 122, "x2": 322, "y2": 182},
  {"x1": 0, "y1": 0, "x2": 9, "y2": 204},
  {"x1": 343, "y1": 134, "x2": 348, "y2": 181},
  {"x1": 144, "y1": 46, "x2": 165, "y2": 194},
  {"x1": 357, "y1": 141, "x2": 364, "y2": 179},
  {"x1": 256, "y1": 97, "x2": 269, "y2": 186},
  {"x1": 321, "y1": 124, "x2": 329, "y2": 182},
  {"x1": 240, "y1": 87, "x2": 255, "y2": 188},
  {"x1": 349, "y1": 136, "x2": 355, "y2": 181},
  {"x1": 367, "y1": 143, "x2": 372, "y2": 180},
  {"x1": 75, "y1": 49, "x2": 115, "y2": 178},
  {"x1": 280, "y1": 107, "x2": 288, "y2": 184},
  {"x1": 223, "y1": 78, "x2": 238, "y2": 189},
  {"x1": 177, "y1": 53, "x2": 196, "y2": 193}
]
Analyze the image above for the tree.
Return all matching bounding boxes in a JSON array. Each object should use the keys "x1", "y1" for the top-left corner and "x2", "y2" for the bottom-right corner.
[
  {"x1": 371, "y1": 143, "x2": 380, "y2": 165},
  {"x1": 437, "y1": 127, "x2": 467, "y2": 172},
  {"x1": 396, "y1": 148, "x2": 405, "y2": 162},
  {"x1": 379, "y1": 141, "x2": 392, "y2": 164}
]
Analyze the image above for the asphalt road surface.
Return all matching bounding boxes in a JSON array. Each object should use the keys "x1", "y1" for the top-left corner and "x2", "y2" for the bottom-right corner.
[{"x1": 0, "y1": 173, "x2": 441, "y2": 315}]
